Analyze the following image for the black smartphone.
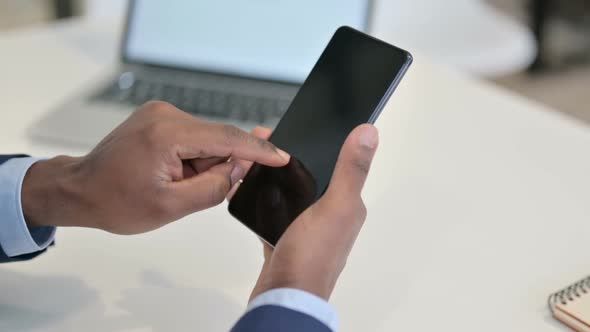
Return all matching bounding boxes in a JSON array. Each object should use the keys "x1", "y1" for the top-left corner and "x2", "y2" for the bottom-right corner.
[{"x1": 228, "y1": 26, "x2": 412, "y2": 246}]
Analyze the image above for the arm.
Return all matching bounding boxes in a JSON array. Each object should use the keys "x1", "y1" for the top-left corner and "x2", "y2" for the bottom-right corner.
[
  {"x1": 230, "y1": 125, "x2": 378, "y2": 331},
  {"x1": 0, "y1": 155, "x2": 56, "y2": 263},
  {"x1": 1, "y1": 101, "x2": 289, "y2": 263}
]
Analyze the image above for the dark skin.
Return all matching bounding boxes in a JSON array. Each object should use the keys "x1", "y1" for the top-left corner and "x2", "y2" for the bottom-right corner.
[
  {"x1": 229, "y1": 124, "x2": 379, "y2": 301},
  {"x1": 22, "y1": 101, "x2": 380, "y2": 301},
  {"x1": 21, "y1": 101, "x2": 290, "y2": 235}
]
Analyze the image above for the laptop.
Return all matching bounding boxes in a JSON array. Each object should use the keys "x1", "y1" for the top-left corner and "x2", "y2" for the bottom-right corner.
[{"x1": 30, "y1": 0, "x2": 372, "y2": 146}]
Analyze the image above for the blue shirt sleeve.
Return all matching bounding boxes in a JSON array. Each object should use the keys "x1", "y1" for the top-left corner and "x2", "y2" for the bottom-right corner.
[
  {"x1": 231, "y1": 305, "x2": 333, "y2": 332},
  {"x1": 248, "y1": 288, "x2": 338, "y2": 330},
  {"x1": 0, "y1": 157, "x2": 56, "y2": 258},
  {"x1": 232, "y1": 288, "x2": 338, "y2": 332}
]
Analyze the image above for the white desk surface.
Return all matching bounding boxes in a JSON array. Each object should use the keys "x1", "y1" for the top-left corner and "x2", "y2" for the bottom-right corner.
[{"x1": 0, "y1": 19, "x2": 589, "y2": 332}]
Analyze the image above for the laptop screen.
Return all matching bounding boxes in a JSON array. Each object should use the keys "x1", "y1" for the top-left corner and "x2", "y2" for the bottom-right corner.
[{"x1": 124, "y1": 0, "x2": 371, "y2": 83}]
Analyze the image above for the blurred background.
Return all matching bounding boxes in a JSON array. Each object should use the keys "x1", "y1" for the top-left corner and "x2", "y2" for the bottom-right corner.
[{"x1": 1, "y1": 0, "x2": 589, "y2": 124}]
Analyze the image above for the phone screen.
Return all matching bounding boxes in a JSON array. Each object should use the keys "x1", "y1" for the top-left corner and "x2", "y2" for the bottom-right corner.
[{"x1": 228, "y1": 27, "x2": 412, "y2": 245}]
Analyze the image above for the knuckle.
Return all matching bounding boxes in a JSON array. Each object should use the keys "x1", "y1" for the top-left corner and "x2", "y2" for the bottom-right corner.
[
  {"x1": 207, "y1": 177, "x2": 231, "y2": 206},
  {"x1": 357, "y1": 200, "x2": 368, "y2": 222},
  {"x1": 141, "y1": 100, "x2": 174, "y2": 114},
  {"x1": 221, "y1": 124, "x2": 244, "y2": 142},
  {"x1": 141, "y1": 122, "x2": 168, "y2": 146},
  {"x1": 255, "y1": 136, "x2": 275, "y2": 151},
  {"x1": 219, "y1": 124, "x2": 274, "y2": 151}
]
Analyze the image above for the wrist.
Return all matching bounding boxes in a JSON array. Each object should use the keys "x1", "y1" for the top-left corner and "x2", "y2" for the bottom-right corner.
[{"x1": 21, "y1": 156, "x2": 86, "y2": 229}]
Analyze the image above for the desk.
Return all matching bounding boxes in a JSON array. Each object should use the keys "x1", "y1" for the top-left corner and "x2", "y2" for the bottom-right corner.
[{"x1": 1, "y1": 19, "x2": 589, "y2": 332}]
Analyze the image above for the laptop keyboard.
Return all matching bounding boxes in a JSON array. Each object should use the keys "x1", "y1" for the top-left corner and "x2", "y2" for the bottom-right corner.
[{"x1": 92, "y1": 77, "x2": 291, "y2": 124}]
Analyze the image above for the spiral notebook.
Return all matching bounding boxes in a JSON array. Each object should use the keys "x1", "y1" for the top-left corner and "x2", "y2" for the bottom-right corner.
[{"x1": 548, "y1": 276, "x2": 590, "y2": 332}]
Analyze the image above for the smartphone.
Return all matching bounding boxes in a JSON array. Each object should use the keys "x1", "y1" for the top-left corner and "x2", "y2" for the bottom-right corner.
[{"x1": 228, "y1": 26, "x2": 412, "y2": 246}]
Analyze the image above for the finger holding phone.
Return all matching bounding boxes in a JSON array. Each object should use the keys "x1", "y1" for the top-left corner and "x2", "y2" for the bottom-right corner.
[
  {"x1": 231, "y1": 124, "x2": 379, "y2": 301},
  {"x1": 228, "y1": 27, "x2": 411, "y2": 301}
]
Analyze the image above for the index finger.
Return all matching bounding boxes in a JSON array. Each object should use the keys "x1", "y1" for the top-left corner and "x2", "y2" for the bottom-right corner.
[
  {"x1": 178, "y1": 123, "x2": 290, "y2": 166},
  {"x1": 227, "y1": 126, "x2": 274, "y2": 201}
]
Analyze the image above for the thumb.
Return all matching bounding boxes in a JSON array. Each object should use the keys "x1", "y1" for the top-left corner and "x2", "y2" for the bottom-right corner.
[
  {"x1": 170, "y1": 162, "x2": 245, "y2": 213},
  {"x1": 323, "y1": 124, "x2": 379, "y2": 201}
]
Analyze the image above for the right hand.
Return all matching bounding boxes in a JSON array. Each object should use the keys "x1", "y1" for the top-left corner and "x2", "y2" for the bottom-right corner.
[
  {"x1": 245, "y1": 124, "x2": 379, "y2": 301},
  {"x1": 22, "y1": 101, "x2": 289, "y2": 235}
]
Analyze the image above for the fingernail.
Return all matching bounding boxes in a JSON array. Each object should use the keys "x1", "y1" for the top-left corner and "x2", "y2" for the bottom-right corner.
[
  {"x1": 230, "y1": 165, "x2": 245, "y2": 186},
  {"x1": 359, "y1": 127, "x2": 378, "y2": 149},
  {"x1": 276, "y1": 148, "x2": 291, "y2": 162}
]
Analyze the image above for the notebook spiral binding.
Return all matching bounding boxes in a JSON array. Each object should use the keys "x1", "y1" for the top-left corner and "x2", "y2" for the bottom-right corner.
[{"x1": 548, "y1": 276, "x2": 590, "y2": 313}]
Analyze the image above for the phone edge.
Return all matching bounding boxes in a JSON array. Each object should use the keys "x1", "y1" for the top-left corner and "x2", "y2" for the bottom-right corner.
[{"x1": 368, "y1": 53, "x2": 413, "y2": 124}]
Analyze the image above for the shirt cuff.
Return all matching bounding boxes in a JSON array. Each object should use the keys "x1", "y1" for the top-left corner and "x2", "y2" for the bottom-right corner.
[
  {"x1": 0, "y1": 157, "x2": 56, "y2": 257},
  {"x1": 248, "y1": 288, "x2": 339, "y2": 331}
]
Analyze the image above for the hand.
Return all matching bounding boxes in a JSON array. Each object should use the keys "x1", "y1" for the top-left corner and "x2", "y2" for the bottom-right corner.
[
  {"x1": 21, "y1": 101, "x2": 290, "y2": 234},
  {"x1": 230, "y1": 124, "x2": 379, "y2": 301}
]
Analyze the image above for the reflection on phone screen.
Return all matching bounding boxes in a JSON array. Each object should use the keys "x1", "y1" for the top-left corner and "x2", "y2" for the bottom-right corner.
[{"x1": 230, "y1": 157, "x2": 317, "y2": 245}]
